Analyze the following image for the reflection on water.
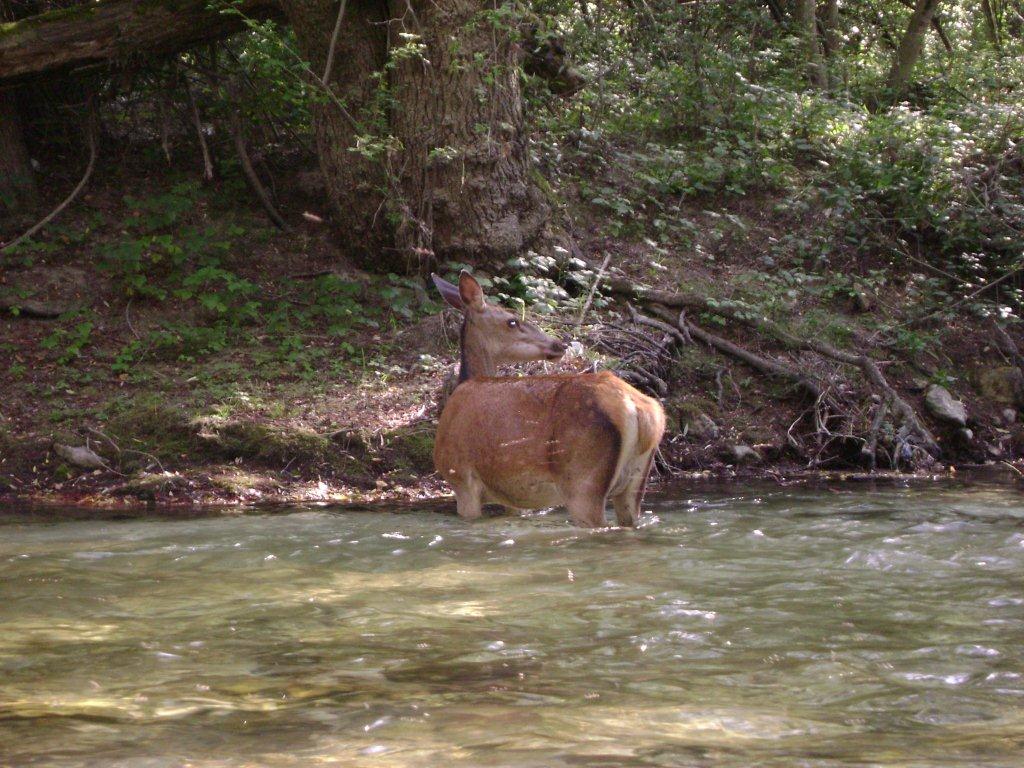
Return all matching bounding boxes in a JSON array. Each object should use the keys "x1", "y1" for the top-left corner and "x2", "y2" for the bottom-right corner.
[{"x1": 1, "y1": 484, "x2": 1023, "y2": 767}]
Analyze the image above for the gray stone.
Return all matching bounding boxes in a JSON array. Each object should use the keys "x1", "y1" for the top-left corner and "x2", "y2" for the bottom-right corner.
[
  {"x1": 53, "y1": 443, "x2": 105, "y2": 469},
  {"x1": 6, "y1": 265, "x2": 96, "y2": 314},
  {"x1": 725, "y1": 444, "x2": 761, "y2": 464},
  {"x1": 685, "y1": 413, "x2": 719, "y2": 441},
  {"x1": 1002, "y1": 408, "x2": 1017, "y2": 425},
  {"x1": 925, "y1": 385, "x2": 967, "y2": 426}
]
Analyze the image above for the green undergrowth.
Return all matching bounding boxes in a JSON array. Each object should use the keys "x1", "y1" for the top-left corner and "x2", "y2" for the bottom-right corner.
[
  {"x1": 527, "y1": 3, "x2": 1024, "y2": 329},
  {"x1": 380, "y1": 424, "x2": 436, "y2": 475},
  {"x1": 7, "y1": 178, "x2": 441, "y2": 385},
  {"x1": 84, "y1": 393, "x2": 432, "y2": 482}
]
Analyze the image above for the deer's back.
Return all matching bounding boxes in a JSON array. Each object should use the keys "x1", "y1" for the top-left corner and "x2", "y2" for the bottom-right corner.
[{"x1": 434, "y1": 372, "x2": 663, "y2": 503}]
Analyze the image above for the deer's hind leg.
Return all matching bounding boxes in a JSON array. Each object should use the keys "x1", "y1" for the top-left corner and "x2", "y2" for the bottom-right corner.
[
  {"x1": 451, "y1": 473, "x2": 484, "y2": 520},
  {"x1": 566, "y1": 493, "x2": 608, "y2": 528},
  {"x1": 611, "y1": 450, "x2": 656, "y2": 527},
  {"x1": 561, "y1": 441, "x2": 619, "y2": 528}
]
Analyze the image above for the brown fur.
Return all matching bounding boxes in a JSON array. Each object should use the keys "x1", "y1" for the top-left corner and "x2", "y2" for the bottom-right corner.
[
  {"x1": 435, "y1": 372, "x2": 666, "y2": 527},
  {"x1": 431, "y1": 271, "x2": 665, "y2": 527}
]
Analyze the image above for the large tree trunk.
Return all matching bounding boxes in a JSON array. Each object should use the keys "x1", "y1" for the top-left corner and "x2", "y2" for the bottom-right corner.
[
  {"x1": 281, "y1": 0, "x2": 393, "y2": 271},
  {"x1": 886, "y1": 0, "x2": 942, "y2": 97},
  {"x1": 820, "y1": 0, "x2": 840, "y2": 58},
  {"x1": 0, "y1": 91, "x2": 38, "y2": 224},
  {"x1": 285, "y1": 0, "x2": 548, "y2": 274},
  {"x1": 0, "y1": 0, "x2": 281, "y2": 84},
  {"x1": 981, "y1": 0, "x2": 1002, "y2": 51},
  {"x1": 3, "y1": 0, "x2": 549, "y2": 273},
  {"x1": 388, "y1": 0, "x2": 548, "y2": 270},
  {"x1": 794, "y1": 0, "x2": 828, "y2": 88}
]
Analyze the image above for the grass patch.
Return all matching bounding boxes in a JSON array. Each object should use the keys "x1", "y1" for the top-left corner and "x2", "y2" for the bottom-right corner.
[
  {"x1": 201, "y1": 420, "x2": 332, "y2": 466},
  {"x1": 104, "y1": 395, "x2": 195, "y2": 462},
  {"x1": 381, "y1": 424, "x2": 436, "y2": 475}
]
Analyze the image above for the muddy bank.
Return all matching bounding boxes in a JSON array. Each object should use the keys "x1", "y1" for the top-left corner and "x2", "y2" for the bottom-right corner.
[{"x1": 3, "y1": 426, "x2": 1020, "y2": 510}]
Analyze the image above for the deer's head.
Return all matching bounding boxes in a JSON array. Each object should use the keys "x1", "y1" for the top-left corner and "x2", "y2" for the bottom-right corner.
[{"x1": 432, "y1": 271, "x2": 567, "y2": 379}]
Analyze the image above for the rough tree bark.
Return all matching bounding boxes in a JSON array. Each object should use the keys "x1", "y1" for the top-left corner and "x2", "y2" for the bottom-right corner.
[
  {"x1": 820, "y1": 0, "x2": 840, "y2": 58},
  {"x1": 388, "y1": 0, "x2": 548, "y2": 270},
  {"x1": 794, "y1": 0, "x2": 828, "y2": 88},
  {"x1": 284, "y1": 0, "x2": 548, "y2": 273},
  {"x1": 0, "y1": 91, "x2": 38, "y2": 222},
  {"x1": 886, "y1": 0, "x2": 943, "y2": 97},
  {"x1": 4, "y1": 0, "x2": 550, "y2": 273},
  {"x1": 981, "y1": 0, "x2": 1002, "y2": 51},
  {"x1": 281, "y1": 0, "x2": 392, "y2": 270}
]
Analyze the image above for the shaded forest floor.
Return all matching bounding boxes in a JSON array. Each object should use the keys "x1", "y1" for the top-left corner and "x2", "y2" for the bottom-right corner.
[{"x1": 3, "y1": 144, "x2": 1024, "y2": 507}]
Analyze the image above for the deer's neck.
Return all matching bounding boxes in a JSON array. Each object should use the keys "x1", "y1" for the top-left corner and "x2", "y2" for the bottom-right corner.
[{"x1": 459, "y1": 319, "x2": 497, "y2": 382}]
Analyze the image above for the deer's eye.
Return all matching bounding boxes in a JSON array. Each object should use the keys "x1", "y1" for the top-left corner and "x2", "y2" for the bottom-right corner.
[{"x1": 507, "y1": 319, "x2": 518, "y2": 329}]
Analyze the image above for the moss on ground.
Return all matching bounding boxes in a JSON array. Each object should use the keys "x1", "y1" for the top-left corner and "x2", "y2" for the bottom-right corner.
[
  {"x1": 663, "y1": 394, "x2": 718, "y2": 432},
  {"x1": 381, "y1": 424, "x2": 436, "y2": 475},
  {"x1": 202, "y1": 420, "x2": 332, "y2": 465},
  {"x1": 99, "y1": 396, "x2": 372, "y2": 478},
  {"x1": 105, "y1": 396, "x2": 196, "y2": 464}
]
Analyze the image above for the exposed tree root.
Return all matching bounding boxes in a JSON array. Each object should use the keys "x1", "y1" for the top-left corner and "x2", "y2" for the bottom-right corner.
[
  {"x1": 864, "y1": 396, "x2": 891, "y2": 471},
  {"x1": 641, "y1": 304, "x2": 825, "y2": 400}
]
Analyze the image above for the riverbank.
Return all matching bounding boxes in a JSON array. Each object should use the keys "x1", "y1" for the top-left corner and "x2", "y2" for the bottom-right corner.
[
  {"x1": 3, "y1": 466, "x2": 1021, "y2": 515},
  {"x1": 5, "y1": 150, "x2": 1024, "y2": 509}
]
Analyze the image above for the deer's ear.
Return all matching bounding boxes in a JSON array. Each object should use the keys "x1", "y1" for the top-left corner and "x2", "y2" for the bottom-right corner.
[
  {"x1": 431, "y1": 273, "x2": 465, "y2": 311},
  {"x1": 458, "y1": 270, "x2": 485, "y2": 311}
]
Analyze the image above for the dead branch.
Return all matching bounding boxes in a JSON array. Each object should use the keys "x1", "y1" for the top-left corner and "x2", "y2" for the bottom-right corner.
[
  {"x1": 1, "y1": 111, "x2": 98, "y2": 253},
  {"x1": 626, "y1": 303, "x2": 689, "y2": 347},
  {"x1": 577, "y1": 253, "x2": 612, "y2": 329},
  {"x1": 322, "y1": 0, "x2": 350, "y2": 85},
  {"x1": 87, "y1": 426, "x2": 166, "y2": 472},
  {"x1": 610, "y1": 277, "x2": 940, "y2": 458},
  {"x1": 645, "y1": 304, "x2": 825, "y2": 400},
  {"x1": 230, "y1": 115, "x2": 290, "y2": 231},
  {"x1": 628, "y1": 361, "x2": 668, "y2": 396},
  {"x1": 184, "y1": 74, "x2": 215, "y2": 182}
]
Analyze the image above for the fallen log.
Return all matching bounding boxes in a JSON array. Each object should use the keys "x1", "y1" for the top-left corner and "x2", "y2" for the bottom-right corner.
[
  {"x1": 0, "y1": 0, "x2": 583, "y2": 91},
  {"x1": 610, "y1": 277, "x2": 940, "y2": 459},
  {"x1": 0, "y1": 297, "x2": 68, "y2": 318},
  {"x1": 638, "y1": 304, "x2": 825, "y2": 401},
  {"x1": 0, "y1": 0, "x2": 282, "y2": 85}
]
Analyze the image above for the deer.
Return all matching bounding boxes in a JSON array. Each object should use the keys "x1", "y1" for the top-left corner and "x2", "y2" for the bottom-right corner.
[{"x1": 431, "y1": 271, "x2": 666, "y2": 528}]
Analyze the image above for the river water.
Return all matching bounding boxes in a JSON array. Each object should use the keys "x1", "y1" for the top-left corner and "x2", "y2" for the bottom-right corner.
[{"x1": 1, "y1": 484, "x2": 1023, "y2": 767}]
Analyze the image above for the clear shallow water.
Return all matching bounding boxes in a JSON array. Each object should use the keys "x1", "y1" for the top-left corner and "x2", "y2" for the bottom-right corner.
[{"x1": 1, "y1": 485, "x2": 1023, "y2": 767}]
